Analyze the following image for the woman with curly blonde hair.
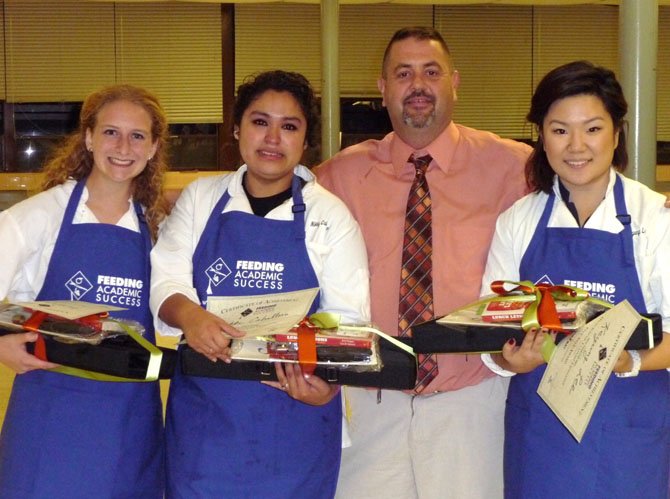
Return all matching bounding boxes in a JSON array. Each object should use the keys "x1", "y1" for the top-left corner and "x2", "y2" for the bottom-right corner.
[
  {"x1": 0, "y1": 84, "x2": 169, "y2": 498},
  {"x1": 42, "y1": 83, "x2": 169, "y2": 239}
]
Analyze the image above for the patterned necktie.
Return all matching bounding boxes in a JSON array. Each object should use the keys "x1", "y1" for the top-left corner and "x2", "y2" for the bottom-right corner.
[{"x1": 399, "y1": 153, "x2": 438, "y2": 394}]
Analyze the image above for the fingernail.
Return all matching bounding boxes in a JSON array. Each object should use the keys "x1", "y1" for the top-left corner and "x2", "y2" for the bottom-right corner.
[
  {"x1": 303, "y1": 374, "x2": 311, "y2": 379},
  {"x1": 507, "y1": 338, "x2": 515, "y2": 345}
]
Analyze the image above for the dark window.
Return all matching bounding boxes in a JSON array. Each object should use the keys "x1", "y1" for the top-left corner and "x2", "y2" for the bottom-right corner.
[
  {"x1": 658, "y1": 142, "x2": 670, "y2": 164},
  {"x1": 14, "y1": 102, "x2": 80, "y2": 172},
  {"x1": 340, "y1": 98, "x2": 392, "y2": 149},
  {"x1": 168, "y1": 123, "x2": 219, "y2": 171},
  {"x1": 1, "y1": 99, "x2": 669, "y2": 172},
  {"x1": 4, "y1": 102, "x2": 221, "y2": 172}
]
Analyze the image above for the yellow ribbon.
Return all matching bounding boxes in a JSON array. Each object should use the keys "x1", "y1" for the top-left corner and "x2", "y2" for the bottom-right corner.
[
  {"x1": 307, "y1": 312, "x2": 416, "y2": 358},
  {"x1": 48, "y1": 319, "x2": 163, "y2": 382}
]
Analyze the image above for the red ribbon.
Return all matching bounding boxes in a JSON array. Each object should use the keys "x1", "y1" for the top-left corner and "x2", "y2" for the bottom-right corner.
[
  {"x1": 75, "y1": 313, "x2": 105, "y2": 331},
  {"x1": 294, "y1": 318, "x2": 317, "y2": 375},
  {"x1": 489, "y1": 280, "x2": 583, "y2": 332},
  {"x1": 23, "y1": 311, "x2": 48, "y2": 361},
  {"x1": 21, "y1": 311, "x2": 107, "y2": 361}
]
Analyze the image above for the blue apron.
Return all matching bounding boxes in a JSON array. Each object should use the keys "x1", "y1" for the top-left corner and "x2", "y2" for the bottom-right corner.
[
  {"x1": 505, "y1": 175, "x2": 670, "y2": 499},
  {"x1": 0, "y1": 180, "x2": 164, "y2": 499},
  {"x1": 165, "y1": 175, "x2": 341, "y2": 499}
]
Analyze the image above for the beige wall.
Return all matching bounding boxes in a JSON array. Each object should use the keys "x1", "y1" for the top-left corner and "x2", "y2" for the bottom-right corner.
[{"x1": 0, "y1": 366, "x2": 12, "y2": 427}]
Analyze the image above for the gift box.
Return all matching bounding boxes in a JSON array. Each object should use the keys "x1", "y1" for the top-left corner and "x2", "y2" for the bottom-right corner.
[
  {"x1": 412, "y1": 281, "x2": 663, "y2": 354},
  {"x1": 0, "y1": 302, "x2": 176, "y2": 380},
  {"x1": 412, "y1": 313, "x2": 662, "y2": 354},
  {"x1": 23, "y1": 334, "x2": 176, "y2": 380},
  {"x1": 179, "y1": 336, "x2": 417, "y2": 390}
]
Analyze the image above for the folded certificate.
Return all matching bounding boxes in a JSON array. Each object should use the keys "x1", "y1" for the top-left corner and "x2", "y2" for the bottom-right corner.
[
  {"x1": 202, "y1": 290, "x2": 386, "y2": 371},
  {"x1": 538, "y1": 301, "x2": 640, "y2": 442},
  {"x1": 206, "y1": 288, "x2": 319, "y2": 336},
  {"x1": 0, "y1": 301, "x2": 137, "y2": 344}
]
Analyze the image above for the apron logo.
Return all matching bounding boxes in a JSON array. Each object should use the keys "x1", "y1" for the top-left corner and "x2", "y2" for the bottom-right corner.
[
  {"x1": 65, "y1": 271, "x2": 93, "y2": 301},
  {"x1": 95, "y1": 275, "x2": 144, "y2": 308},
  {"x1": 535, "y1": 274, "x2": 555, "y2": 286},
  {"x1": 205, "y1": 258, "x2": 232, "y2": 294},
  {"x1": 233, "y1": 260, "x2": 285, "y2": 291},
  {"x1": 563, "y1": 279, "x2": 616, "y2": 303},
  {"x1": 537, "y1": 275, "x2": 616, "y2": 303}
]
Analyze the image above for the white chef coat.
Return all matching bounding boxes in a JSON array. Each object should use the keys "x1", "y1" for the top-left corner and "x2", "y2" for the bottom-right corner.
[
  {"x1": 481, "y1": 169, "x2": 670, "y2": 375},
  {"x1": 0, "y1": 180, "x2": 140, "y2": 302},
  {"x1": 150, "y1": 164, "x2": 371, "y2": 336}
]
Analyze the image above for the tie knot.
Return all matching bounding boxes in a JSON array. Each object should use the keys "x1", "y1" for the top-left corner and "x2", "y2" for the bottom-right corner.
[{"x1": 409, "y1": 154, "x2": 432, "y2": 175}]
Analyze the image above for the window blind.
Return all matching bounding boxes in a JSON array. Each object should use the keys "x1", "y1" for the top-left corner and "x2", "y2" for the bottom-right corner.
[
  {"x1": 339, "y1": 4, "x2": 433, "y2": 97},
  {"x1": 115, "y1": 3, "x2": 223, "y2": 123},
  {"x1": 235, "y1": 4, "x2": 322, "y2": 93},
  {"x1": 435, "y1": 5, "x2": 533, "y2": 139},
  {"x1": 4, "y1": 1, "x2": 116, "y2": 102}
]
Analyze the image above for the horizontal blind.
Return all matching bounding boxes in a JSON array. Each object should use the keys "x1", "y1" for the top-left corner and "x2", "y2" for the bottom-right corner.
[
  {"x1": 533, "y1": 5, "x2": 618, "y2": 87},
  {"x1": 115, "y1": 3, "x2": 222, "y2": 123},
  {"x1": 659, "y1": 7, "x2": 670, "y2": 141},
  {"x1": 435, "y1": 5, "x2": 533, "y2": 139},
  {"x1": 339, "y1": 4, "x2": 433, "y2": 97},
  {"x1": 235, "y1": 4, "x2": 322, "y2": 93},
  {"x1": 533, "y1": 5, "x2": 618, "y2": 141},
  {"x1": 5, "y1": 1, "x2": 115, "y2": 102}
]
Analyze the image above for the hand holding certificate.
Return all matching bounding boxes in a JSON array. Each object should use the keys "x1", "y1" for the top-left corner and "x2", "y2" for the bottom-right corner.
[
  {"x1": 206, "y1": 288, "x2": 320, "y2": 337},
  {"x1": 200, "y1": 289, "x2": 384, "y2": 371},
  {"x1": 537, "y1": 300, "x2": 640, "y2": 442}
]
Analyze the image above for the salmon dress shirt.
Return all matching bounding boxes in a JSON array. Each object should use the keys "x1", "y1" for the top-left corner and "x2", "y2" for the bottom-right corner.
[{"x1": 316, "y1": 122, "x2": 531, "y2": 392}]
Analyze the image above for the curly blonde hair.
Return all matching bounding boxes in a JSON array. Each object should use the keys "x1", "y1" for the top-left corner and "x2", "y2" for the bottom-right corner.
[{"x1": 41, "y1": 84, "x2": 169, "y2": 240}]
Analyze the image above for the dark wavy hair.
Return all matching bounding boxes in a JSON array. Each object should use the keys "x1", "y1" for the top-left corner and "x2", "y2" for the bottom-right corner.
[
  {"x1": 233, "y1": 70, "x2": 319, "y2": 148},
  {"x1": 526, "y1": 60, "x2": 628, "y2": 193},
  {"x1": 381, "y1": 26, "x2": 452, "y2": 77},
  {"x1": 42, "y1": 84, "x2": 169, "y2": 240}
]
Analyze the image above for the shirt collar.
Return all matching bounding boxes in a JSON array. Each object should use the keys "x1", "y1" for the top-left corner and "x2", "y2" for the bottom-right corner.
[
  {"x1": 551, "y1": 167, "x2": 617, "y2": 198},
  {"x1": 552, "y1": 167, "x2": 617, "y2": 225},
  {"x1": 388, "y1": 122, "x2": 459, "y2": 178},
  {"x1": 229, "y1": 164, "x2": 313, "y2": 198}
]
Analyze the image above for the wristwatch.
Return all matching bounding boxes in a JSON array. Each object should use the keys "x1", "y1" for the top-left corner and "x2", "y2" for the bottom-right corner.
[{"x1": 615, "y1": 350, "x2": 641, "y2": 378}]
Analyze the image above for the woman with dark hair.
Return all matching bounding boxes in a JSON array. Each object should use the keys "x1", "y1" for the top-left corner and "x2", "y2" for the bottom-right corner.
[
  {"x1": 482, "y1": 61, "x2": 670, "y2": 498},
  {"x1": 0, "y1": 84, "x2": 169, "y2": 498},
  {"x1": 151, "y1": 70, "x2": 370, "y2": 497}
]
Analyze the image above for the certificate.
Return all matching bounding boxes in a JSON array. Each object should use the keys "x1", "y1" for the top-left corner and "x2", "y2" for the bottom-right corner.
[
  {"x1": 9, "y1": 300, "x2": 125, "y2": 320},
  {"x1": 0, "y1": 301, "x2": 139, "y2": 344},
  {"x1": 206, "y1": 288, "x2": 319, "y2": 336},
  {"x1": 537, "y1": 300, "x2": 640, "y2": 442}
]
